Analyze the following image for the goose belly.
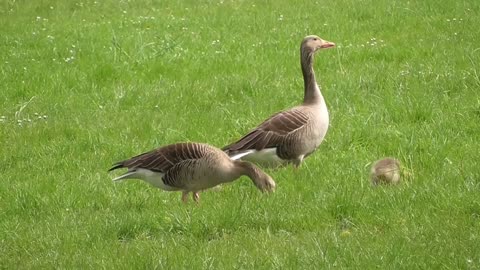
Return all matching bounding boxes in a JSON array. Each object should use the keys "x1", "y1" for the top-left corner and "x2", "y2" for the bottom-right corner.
[{"x1": 181, "y1": 165, "x2": 236, "y2": 191}]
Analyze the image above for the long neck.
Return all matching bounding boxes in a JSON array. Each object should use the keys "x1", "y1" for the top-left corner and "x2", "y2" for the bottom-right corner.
[
  {"x1": 233, "y1": 161, "x2": 266, "y2": 189},
  {"x1": 301, "y1": 47, "x2": 322, "y2": 105}
]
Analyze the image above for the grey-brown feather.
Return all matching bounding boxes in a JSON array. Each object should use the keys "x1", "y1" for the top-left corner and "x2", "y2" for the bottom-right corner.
[
  {"x1": 223, "y1": 35, "x2": 333, "y2": 167},
  {"x1": 111, "y1": 142, "x2": 209, "y2": 173},
  {"x1": 223, "y1": 109, "x2": 309, "y2": 158},
  {"x1": 109, "y1": 142, "x2": 276, "y2": 196}
]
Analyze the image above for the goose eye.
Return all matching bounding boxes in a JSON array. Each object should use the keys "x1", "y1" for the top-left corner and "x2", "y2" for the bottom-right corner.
[{"x1": 313, "y1": 38, "x2": 318, "y2": 41}]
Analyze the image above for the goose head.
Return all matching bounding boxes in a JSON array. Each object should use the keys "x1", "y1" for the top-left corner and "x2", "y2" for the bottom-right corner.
[
  {"x1": 235, "y1": 160, "x2": 276, "y2": 192},
  {"x1": 302, "y1": 35, "x2": 335, "y2": 53},
  {"x1": 254, "y1": 172, "x2": 276, "y2": 193}
]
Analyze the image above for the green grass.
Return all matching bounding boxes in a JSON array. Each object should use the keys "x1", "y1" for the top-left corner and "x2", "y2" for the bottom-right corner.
[{"x1": 1, "y1": 0, "x2": 480, "y2": 268}]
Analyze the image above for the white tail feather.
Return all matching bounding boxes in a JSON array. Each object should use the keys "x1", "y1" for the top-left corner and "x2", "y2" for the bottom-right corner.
[
  {"x1": 229, "y1": 150, "x2": 255, "y2": 160},
  {"x1": 234, "y1": 148, "x2": 286, "y2": 168},
  {"x1": 112, "y1": 171, "x2": 137, "y2": 182},
  {"x1": 112, "y1": 168, "x2": 174, "y2": 191}
]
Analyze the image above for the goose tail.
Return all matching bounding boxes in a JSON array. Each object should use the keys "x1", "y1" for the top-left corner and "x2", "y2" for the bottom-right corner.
[
  {"x1": 112, "y1": 170, "x2": 137, "y2": 182},
  {"x1": 229, "y1": 150, "x2": 255, "y2": 160}
]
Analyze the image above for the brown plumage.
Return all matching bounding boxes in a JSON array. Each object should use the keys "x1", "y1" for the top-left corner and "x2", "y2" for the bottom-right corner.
[
  {"x1": 109, "y1": 142, "x2": 276, "y2": 203},
  {"x1": 370, "y1": 158, "x2": 401, "y2": 185},
  {"x1": 223, "y1": 35, "x2": 335, "y2": 168}
]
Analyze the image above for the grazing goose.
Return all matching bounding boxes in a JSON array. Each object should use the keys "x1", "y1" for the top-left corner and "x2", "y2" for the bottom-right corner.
[
  {"x1": 370, "y1": 158, "x2": 401, "y2": 185},
  {"x1": 109, "y1": 142, "x2": 276, "y2": 203},
  {"x1": 223, "y1": 35, "x2": 335, "y2": 168}
]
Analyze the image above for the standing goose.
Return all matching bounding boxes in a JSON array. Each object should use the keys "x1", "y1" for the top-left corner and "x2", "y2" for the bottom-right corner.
[
  {"x1": 109, "y1": 142, "x2": 276, "y2": 203},
  {"x1": 223, "y1": 35, "x2": 335, "y2": 168}
]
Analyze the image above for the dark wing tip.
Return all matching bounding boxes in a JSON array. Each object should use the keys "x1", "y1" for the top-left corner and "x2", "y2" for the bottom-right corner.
[
  {"x1": 221, "y1": 144, "x2": 232, "y2": 152},
  {"x1": 108, "y1": 163, "x2": 124, "y2": 172}
]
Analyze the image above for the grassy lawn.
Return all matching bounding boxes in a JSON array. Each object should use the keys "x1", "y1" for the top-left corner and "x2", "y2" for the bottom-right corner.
[{"x1": 1, "y1": 0, "x2": 479, "y2": 268}]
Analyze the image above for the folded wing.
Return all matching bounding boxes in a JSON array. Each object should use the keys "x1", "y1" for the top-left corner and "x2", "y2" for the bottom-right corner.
[
  {"x1": 109, "y1": 142, "x2": 210, "y2": 173},
  {"x1": 223, "y1": 108, "x2": 309, "y2": 152}
]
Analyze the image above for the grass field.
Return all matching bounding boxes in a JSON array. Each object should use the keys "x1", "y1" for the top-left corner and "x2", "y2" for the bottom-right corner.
[{"x1": 1, "y1": 0, "x2": 480, "y2": 268}]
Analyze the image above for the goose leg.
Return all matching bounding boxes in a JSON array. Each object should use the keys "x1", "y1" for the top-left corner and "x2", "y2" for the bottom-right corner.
[
  {"x1": 293, "y1": 155, "x2": 304, "y2": 169},
  {"x1": 192, "y1": 192, "x2": 200, "y2": 203},
  {"x1": 181, "y1": 191, "x2": 189, "y2": 203},
  {"x1": 292, "y1": 161, "x2": 300, "y2": 171}
]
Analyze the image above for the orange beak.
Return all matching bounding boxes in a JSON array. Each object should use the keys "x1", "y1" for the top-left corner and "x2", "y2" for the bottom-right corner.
[{"x1": 320, "y1": 41, "x2": 335, "y2": 49}]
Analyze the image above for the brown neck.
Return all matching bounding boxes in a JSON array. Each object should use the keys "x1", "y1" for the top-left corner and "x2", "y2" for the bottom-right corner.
[
  {"x1": 301, "y1": 47, "x2": 321, "y2": 105},
  {"x1": 234, "y1": 160, "x2": 265, "y2": 189}
]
